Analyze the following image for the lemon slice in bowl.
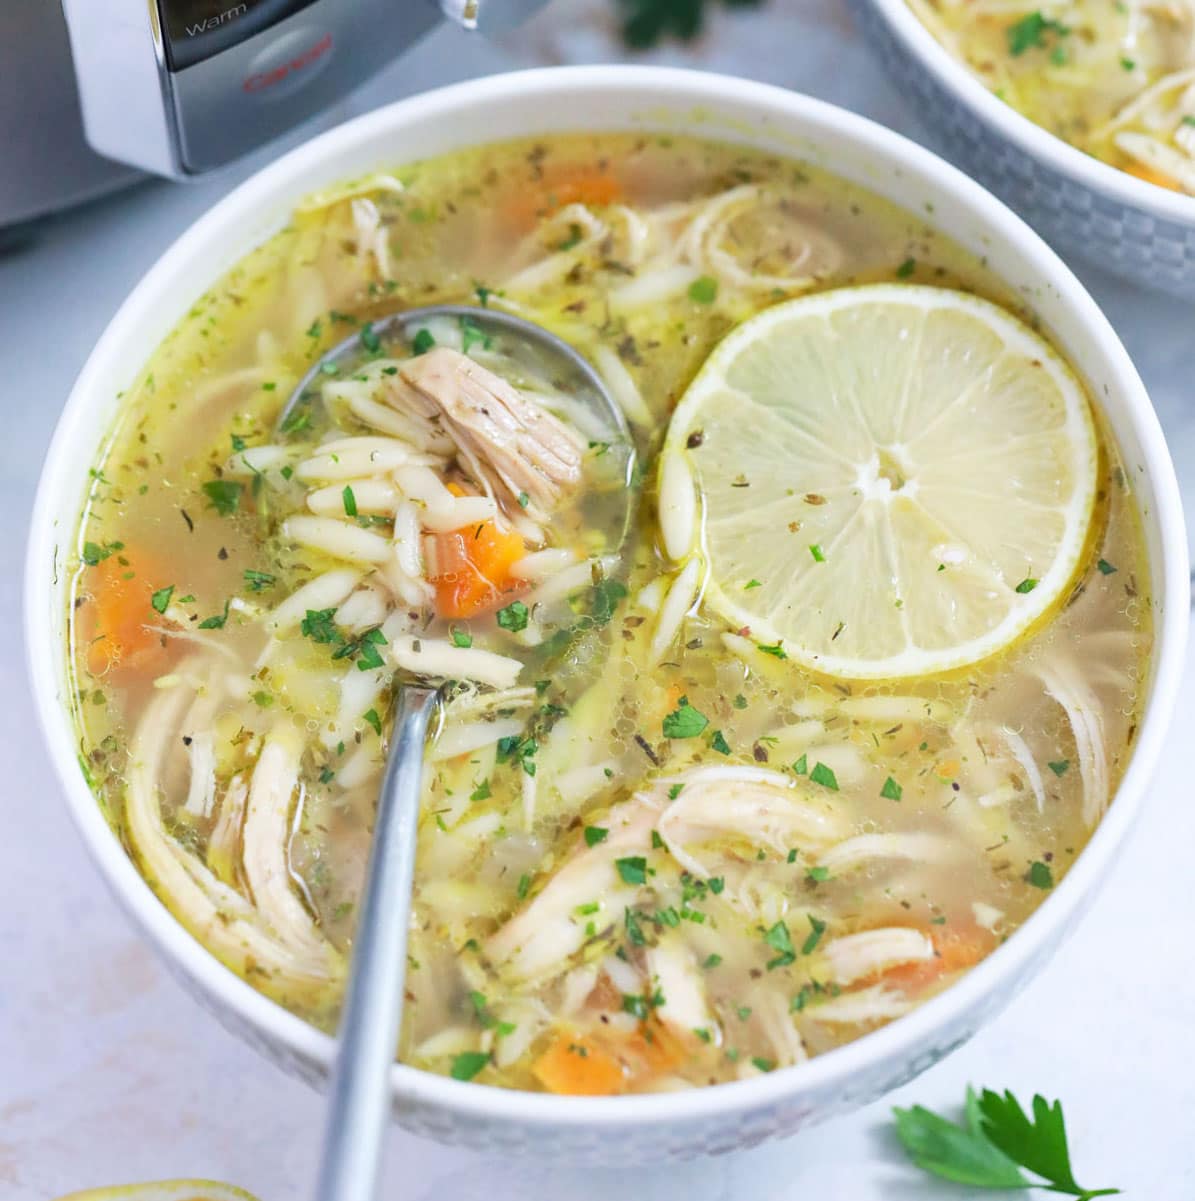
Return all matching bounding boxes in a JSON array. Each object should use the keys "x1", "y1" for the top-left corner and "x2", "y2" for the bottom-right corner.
[{"x1": 660, "y1": 284, "x2": 1098, "y2": 680}]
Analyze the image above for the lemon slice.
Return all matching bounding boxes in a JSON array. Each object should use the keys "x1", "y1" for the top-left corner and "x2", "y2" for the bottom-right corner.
[
  {"x1": 661, "y1": 284, "x2": 1098, "y2": 680},
  {"x1": 52, "y1": 1183, "x2": 258, "y2": 1201}
]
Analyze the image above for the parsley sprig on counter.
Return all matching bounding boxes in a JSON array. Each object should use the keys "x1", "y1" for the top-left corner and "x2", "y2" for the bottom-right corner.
[{"x1": 894, "y1": 1086, "x2": 1118, "y2": 1198}]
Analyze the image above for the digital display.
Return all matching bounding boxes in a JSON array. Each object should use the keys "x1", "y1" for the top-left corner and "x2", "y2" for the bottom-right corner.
[{"x1": 159, "y1": 0, "x2": 320, "y2": 70}]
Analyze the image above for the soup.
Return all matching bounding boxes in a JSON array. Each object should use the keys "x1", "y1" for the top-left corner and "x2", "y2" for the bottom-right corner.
[
  {"x1": 69, "y1": 133, "x2": 1150, "y2": 1093},
  {"x1": 909, "y1": 0, "x2": 1195, "y2": 192}
]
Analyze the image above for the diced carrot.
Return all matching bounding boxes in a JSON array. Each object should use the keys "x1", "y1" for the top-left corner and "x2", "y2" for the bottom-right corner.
[
  {"x1": 504, "y1": 166, "x2": 623, "y2": 232},
  {"x1": 533, "y1": 1031, "x2": 628, "y2": 1096},
  {"x1": 80, "y1": 547, "x2": 174, "y2": 677},
  {"x1": 1124, "y1": 161, "x2": 1181, "y2": 192},
  {"x1": 427, "y1": 517, "x2": 527, "y2": 619},
  {"x1": 627, "y1": 1018, "x2": 692, "y2": 1075},
  {"x1": 881, "y1": 926, "x2": 992, "y2": 994}
]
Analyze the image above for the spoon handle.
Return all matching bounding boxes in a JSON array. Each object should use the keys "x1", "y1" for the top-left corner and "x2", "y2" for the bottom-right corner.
[{"x1": 315, "y1": 684, "x2": 437, "y2": 1201}]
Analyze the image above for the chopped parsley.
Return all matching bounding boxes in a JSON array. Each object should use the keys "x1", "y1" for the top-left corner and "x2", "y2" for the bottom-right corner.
[
  {"x1": 82, "y1": 540, "x2": 124, "y2": 567},
  {"x1": 806, "y1": 865, "x2": 831, "y2": 883},
  {"x1": 810, "y1": 761, "x2": 839, "y2": 791},
  {"x1": 793, "y1": 754, "x2": 808, "y2": 775},
  {"x1": 881, "y1": 775, "x2": 904, "y2": 801},
  {"x1": 411, "y1": 328, "x2": 436, "y2": 355},
  {"x1": 809, "y1": 543, "x2": 826, "y2": 562},
  {"x1": 688, "y1": 275, "x2": 718, "y2": 304},
  {"x1": 733, "y1": 693, "x2": 748, "y2": 710},
  {"x1": 150, "y1": 585, "x2": 174, "y2": 614},
  {"x1": 197, "y1": 600, "x2": 230, "y2": 630},
  {"x1": 896, "y1": 257, "x2": 916, "y2": 278},
  {"x1": 1047, "y1": 760, "x2": 1069, "y2": 777},
  {"x1": 449, "y1": 1051, "x2": 491, "y2": 1082},
  {"x1": 342, "y1": 485, "x2": 358, "y2": 517},
  {"x1": 1015, "y1": 577, "x2": 1038, "y2": 594},
  {"x1": 1006, "y1": 11, "x2": 1069, "y2": 56},
  {"x1": 363, "y1": 708, "x2": 382, "y2": 737},
  {"x1": 301, "y1": 607, "x2": 339, "y2": 644},
  {"x1": 517, "y1": 872, "x2": 532, "y2": 899},
  {"x1": 801, "y1": 914, "x2": 827, "y2": 955},
  {"x1": 202, "y1": 479, "x2": 243, "y2": 516},
  {"x1": 460, "y1": 315, "x2": 492, "y2": 354},
  {"x1": 470, "y1": 779, "x2": 491, "y2": 802},
  {"x1": 744, "y1": 578, "x2": 762, "y2": 590},
  {"x1": 1097, "y1": 558, "x2": 1117, "y2": 575},
  {"x1": 709, "y1": 729, "x2": 731, "y2": 755},
  {"x1": 757, "y1": 641, "x2": 787, "y2": 659},
  {"x1": 243, "y1": 569, "x2": 276, "y2": 592},
  {"x1": 359, "y1": 322, "x2": 381, "y2": 354},
  {"x1": 1026, "y1": 860, "x2": 1054, "y2": 889},
  {"x1": 584, "y1": 825, "x2": 609, "y2": 847},
  {"x1": 763, "y1": 920, "x2": 796, "y2": 969},
  {"x1": 451, "y1": 628, "x2": 473, "y2": 648},
  {"x1": 615, "y1": 856, "x2": 648, "y2": 886},
  {"x1": 496, "y1": 600, "x2": 529, "y2": 632},
  {"x1": 662, "y1": 697, "x2": 709, "y2": 739}
]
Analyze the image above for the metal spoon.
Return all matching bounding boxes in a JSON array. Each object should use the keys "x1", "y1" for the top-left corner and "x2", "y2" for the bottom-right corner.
[{"x1": 275, "y1": 305, "x2": 635, "y2": 1201}]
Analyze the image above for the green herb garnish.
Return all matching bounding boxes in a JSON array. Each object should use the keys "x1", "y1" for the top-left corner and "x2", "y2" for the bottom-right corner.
[{"x1": 893, "y1": 1085, "x2": 1117, "y2": 1198}]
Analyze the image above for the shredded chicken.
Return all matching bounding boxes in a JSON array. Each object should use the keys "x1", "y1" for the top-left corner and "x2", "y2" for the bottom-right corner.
[{"x1": 399, "y1": 347, "x2": 584, "y2": 524}]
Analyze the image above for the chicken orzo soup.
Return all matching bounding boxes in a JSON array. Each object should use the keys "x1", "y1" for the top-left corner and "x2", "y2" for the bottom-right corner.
[
  {"x1": 69, "y1": 134, "x2": 1150, "y2": 1093},
  {"x1": 907, "y1": 0, "x2": 1195, "y2": 192}
]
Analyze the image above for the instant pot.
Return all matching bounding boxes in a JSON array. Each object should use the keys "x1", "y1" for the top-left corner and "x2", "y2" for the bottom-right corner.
[{"x1": 0, "y1": 0, "x2": 545, "y2": 230}]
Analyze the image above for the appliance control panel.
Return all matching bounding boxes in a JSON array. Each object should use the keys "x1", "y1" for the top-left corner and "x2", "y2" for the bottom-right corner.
[{"x1": 60, "y1": 0, "x2": 526, "y2": 177}]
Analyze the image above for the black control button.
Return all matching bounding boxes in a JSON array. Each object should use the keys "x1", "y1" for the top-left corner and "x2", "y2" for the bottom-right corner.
[{"x1": 159, "y1": 0, "x2": 320, "y2": 71}]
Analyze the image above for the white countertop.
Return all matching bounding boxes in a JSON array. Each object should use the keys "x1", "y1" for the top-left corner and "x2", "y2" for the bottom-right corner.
[{"x1": 2, "y1": 3, "x2": 1192, "y2": 1198}]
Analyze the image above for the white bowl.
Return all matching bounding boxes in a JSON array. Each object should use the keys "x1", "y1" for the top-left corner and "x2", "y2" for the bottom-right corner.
[
  {"x1": 26, "y1": 66, "x2": 1190, "y2": 1162},
  {"x1": 850, "y1": 0, "x2": 1195, "y2": 297}
]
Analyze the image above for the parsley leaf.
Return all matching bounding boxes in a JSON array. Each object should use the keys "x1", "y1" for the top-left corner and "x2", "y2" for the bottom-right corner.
[
  {"x1": 662, "y1": 698, "x2": 709, "y2": 739},
  {"x1": 894, "y1": 1091, "x2": 1030, "y2": 1188},
  {"x1": 150, "y1": 585, "x2": 174, "y2": 614},
  {"x1": 977, "y1": 1089, "x2": 1117, "y2": 1198}
]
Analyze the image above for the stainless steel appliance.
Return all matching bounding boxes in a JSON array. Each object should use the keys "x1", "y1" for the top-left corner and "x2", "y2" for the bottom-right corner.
[{"x1": 0, "y1": 1, "x2": 545, "y2": 229}]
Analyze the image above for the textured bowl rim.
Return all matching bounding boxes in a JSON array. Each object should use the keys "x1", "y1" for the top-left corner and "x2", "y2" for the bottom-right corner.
[
  {"x1": 863, "y1": 0, "x2": 1195, "y2": 226},
  {"x1": 26, "y1": 65, "x2": 1189, "y2": 1135}
]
